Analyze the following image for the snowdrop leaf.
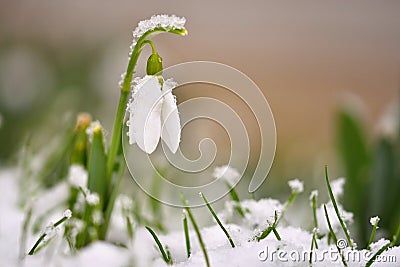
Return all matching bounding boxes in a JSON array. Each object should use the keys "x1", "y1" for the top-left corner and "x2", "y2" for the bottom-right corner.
[
  {"x1": 87, "y1": 124, "x2": 107, "y2": 206},
  {"x1": 161, "y1": 80, "x2": 180, "y2": 153}
]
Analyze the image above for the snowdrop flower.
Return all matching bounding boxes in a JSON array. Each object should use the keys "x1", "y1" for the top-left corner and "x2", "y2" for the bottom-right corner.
[
  {"x1": 127, "y1": 75, "x2": 181, "y2": 154},
  {"x1": 288, "y1": 179, "x2": 304, "y2": 194},
  {"x1": 67, "y1": 164, "x2": 88, "y2": 189},
  {"x1": 212, "y1": 165, "x2": 241, "y2": 186},
  {"x1": 370, "y1": 216, "x2": 380, "y2": 228}
]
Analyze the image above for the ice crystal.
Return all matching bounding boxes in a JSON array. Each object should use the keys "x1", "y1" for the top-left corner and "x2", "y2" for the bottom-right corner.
[
  {"x1": 370, "y1": 216, "x2": 380, "y2": 227},
  {"x1": 67, "y1": 164, "x2": 88, "y2": 189},
  {"x1": 85, "y1": 121, "x2": 103, "y2": 142},
  {"x1": 132, "y1": 14, "x2": 186, "y2": 41},
  {"x1": 86, "y1": 192, "x2": 100, "y2": 206},
  {"x1": 63, "y1": 209, "x2": 72, "y2": 219},
  {"x1": 288, "y1": 179, "x2": 304, "y2": 194}
]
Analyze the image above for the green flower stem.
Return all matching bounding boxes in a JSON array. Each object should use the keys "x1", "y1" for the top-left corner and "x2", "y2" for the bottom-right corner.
[
  {"x1": 181, "y1": 194, "x2": 210, "y2": 267},
  {"x1": 277, "y1": 192, "x2": 298, "y2": 225},
  {"x1": 103, "y1": 27, "x2": 186, "y2": 239},
  {"x1": 28, "y1": 215, "x2": 69, "y2": 255},
  {"x1": 99, "y1": 156, "x2": 125, "y2": 240},
  {"x1": 225, "y1": 181, "x2": 245, "y2": 218},
  {"x1": 182, "y1": 211, "x2": 191, "y2": 258},
  {"x1": 325, "y1": 165, "x2": 354, "y2": 249},
  {"x1": 323, "y1": 204, "x2": 348, "y2": 267},
  {"x1": 106, "y1": 27, "x2": 187, "y2": 180},
  {"x1": 200, "y1": 192, "x2": 235, "y2": 248},
  {"x1": 309, "y1": 229, "x2": 319, "y2": 265},
  {"x1": 366, "y1": 224, "x2": 400, "y2": 267},
  {"x1": 143, "y1": 40, "x2": 157, "y2": 54},
  {"x1": 367, "y1": 220, "x2": 379, "y2": 250},
  {"x1": 145, "y1": 226, "x2": 172, "y2": 265},
  {"x1": 311, "y1": 194, "x2": 318, "y2": 229}
]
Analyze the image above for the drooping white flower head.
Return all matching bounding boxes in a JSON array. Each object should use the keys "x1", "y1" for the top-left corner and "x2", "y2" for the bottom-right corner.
[
  {"x1": 127, "y1": 75, "x2": 181, "y2": 154},
  {"x1": 67, "y1": 164, "x2": 88, "y2": 189},
  {"x1": 212, "y1": 165, "x2": 241, "y2": 186},
  {"x1": 288, "y1": 179, "x2": 304, "y2": 194},
  {"x1": 370, "y1": 216, "x2": 380, "y2": 227}
]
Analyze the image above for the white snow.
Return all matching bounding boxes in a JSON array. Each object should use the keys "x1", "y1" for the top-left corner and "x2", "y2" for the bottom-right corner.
[
  {"x1": 212, "y1": 165, "x2": 241, "y2": 186},
  {"x1": 370, "y1": 216, "x2": 380, "y2": 227},
  {"x1": 288, "y1": 179, "x2": 304, "y2": 194},
  {"x1": 67, "y1": 165, "x2": 88, "y2": 189},
  {"x1": 1, "y1": 168, "x2": 399, "y2": 267},
  {"x1": 132, "y1": 14, "x2": 186, "y2": 41}
]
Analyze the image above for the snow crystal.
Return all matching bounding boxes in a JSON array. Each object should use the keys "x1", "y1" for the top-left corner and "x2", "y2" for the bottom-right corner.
[
  {"x1": 212, "y1": 165, "x2": 241, "y2": 186},
  {"x1": 309, "y1": 190, "x2": 318, "y2": 201},
  {"x1": 86, "y1": 192, "x2": 100, "y2": 206},
  {"x1": 132, "y1": 14, "x2": 186, "y2": 41},
  {"x1": 67, "y1": 164, "x2": 88, "y2": 189},
  {"x1": 370, "y1": 216, "x2": 380, "y2": 227},
  {"x1": 220, "y1": 198, "x2": 284, "y2": 229},
  {"x1": 116, "y1": 194, "x2": 134, "y2": 212},
  {"x1": 369, "y1": 238, "x2": 390, "y2": 253},
  {"x1": 378, "y1": 103, "x2": 399, "y2": 139},
  {"x1": 288, "y1": 179, "x2": 304, "y2": 194},
  {"x1": 85, "y1": 121, "x2": 103, "y2": 142},
  {"x1": 63, "y1": 209, "x2": 72, "y2": 219}
]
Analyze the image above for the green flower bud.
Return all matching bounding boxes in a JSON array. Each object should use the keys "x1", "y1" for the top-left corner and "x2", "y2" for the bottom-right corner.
[{"x1": 146, "y1": 53, "x2": 163, "y2": 75}]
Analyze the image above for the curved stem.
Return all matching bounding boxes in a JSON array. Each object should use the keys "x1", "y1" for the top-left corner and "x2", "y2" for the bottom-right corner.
[
  {"x1": 143, "y1": 40, "x2": 157, "y2": 54},
  {"x1": 102, "y1": 27, "x2": 187, "y2": 240}
]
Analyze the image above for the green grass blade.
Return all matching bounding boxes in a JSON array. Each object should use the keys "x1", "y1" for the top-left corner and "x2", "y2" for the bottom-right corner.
[
  {"x1": 145, "y1": 226, "x2": 172, "y2": 265},
  {"x1": 87, "y1": 125, "x2": 107, "y2": 208},
  {"x1": 182, "y1": 212, "x2": 191, "y2": 258},
  {"x1": 200, "y1": 192, "x2": 235, "y2": 248},
  {"x1": 325, "y1": 165, "x2": 354, "y2": 249},
  {"x1": 181, "y1": 194, "x2": 210, "y2": 267},
  {"x1": 323, "y1": 204, "x2": 348, "y2": 267}
]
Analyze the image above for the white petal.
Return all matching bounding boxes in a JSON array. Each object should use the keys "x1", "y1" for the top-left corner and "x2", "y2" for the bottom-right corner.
[
  {"x1": 161, "y1": 80, "x2": 181, "y2": 153},
  {"x1": 130, "y1": 76, "x2": 163, "y2": 154}
]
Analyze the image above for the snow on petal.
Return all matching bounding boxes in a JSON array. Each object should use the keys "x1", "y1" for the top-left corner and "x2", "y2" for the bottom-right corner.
[
  {"x1": 128, "y1": 76, "x2": 163, "y2": 154},
  {"x1": 161, "y1": 79, "x2": 181, "y2": 153}
]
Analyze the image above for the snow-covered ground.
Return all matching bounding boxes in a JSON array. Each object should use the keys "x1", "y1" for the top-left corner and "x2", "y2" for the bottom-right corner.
[{"x1": 1, "y1": 169, "x2": 399, "y2": 267}]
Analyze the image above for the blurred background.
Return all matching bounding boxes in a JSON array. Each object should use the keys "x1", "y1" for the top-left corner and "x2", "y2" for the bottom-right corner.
[{"x1": 0, "y1": 1, "x2": 399, "y2": 243}]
